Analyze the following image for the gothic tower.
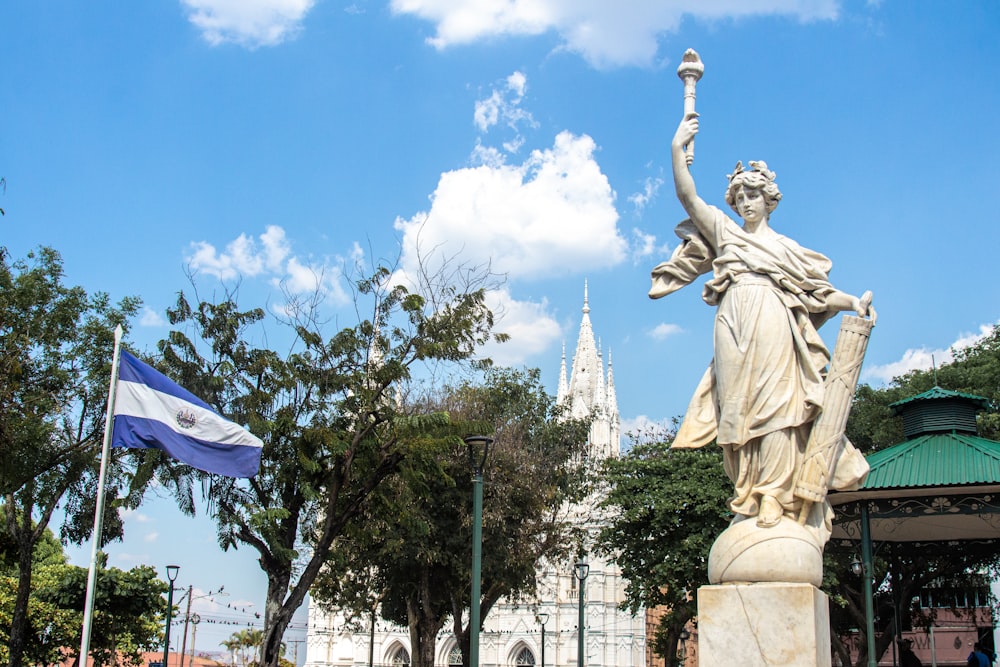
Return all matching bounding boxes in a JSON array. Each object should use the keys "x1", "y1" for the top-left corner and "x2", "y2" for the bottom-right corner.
[{"x1": 557, "y1": 281, "x2": 621, "y2": 461}]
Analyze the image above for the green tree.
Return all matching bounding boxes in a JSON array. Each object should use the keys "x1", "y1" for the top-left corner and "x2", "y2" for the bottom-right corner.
[
  {"x1": 0, "y1": 563, "x2": 80, "y2": 667},
  {"x1": 0, "y1": 525, "x2": 75, "y2": 667},
  {"x1": 144, "y1": 263, "x2": 502, "y2": 667},
  {"x1": 0, "y1": 526, "x2": 164, "y2": 667},
  {"x1": 0, "y1": 247, "x2": 140, "y2": 667},
  {"x1": 0, "y1": 521, "x2": 65, "y2": 574},
  {"x1": 312, "y1": 367, "x2": 590, "y2": 667},
  {"x1": 39, "y1": 561, "x2": 167, "y2": 667},
  {"x1": 596, "y1": 426, "x2": 731, "y2": 667}
]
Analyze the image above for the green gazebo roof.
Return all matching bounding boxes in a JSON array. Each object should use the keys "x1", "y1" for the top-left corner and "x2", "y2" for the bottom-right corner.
[
  {"x1": 862, "y1": 432, "x2": 1000, "y2": 489},
  {"x1": 831, "y1": 386, "x2": 1000, "y2": 542},
  {"x1": 888, "y1": 386, "x2": 990, "y2": 412}
]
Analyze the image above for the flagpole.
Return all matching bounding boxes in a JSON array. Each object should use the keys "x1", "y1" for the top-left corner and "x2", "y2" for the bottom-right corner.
[{"x1": 78, "y1": 324, "x2": 124, "y2": 667}]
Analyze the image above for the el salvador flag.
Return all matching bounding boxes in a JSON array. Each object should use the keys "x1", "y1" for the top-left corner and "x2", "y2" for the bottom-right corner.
[{"x1": 112, "y1": 350, "x2": 263, "y2": 478}]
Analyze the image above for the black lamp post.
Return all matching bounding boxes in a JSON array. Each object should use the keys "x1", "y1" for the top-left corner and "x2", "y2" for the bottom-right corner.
[
  {"x1": 678, "y1": 629, "x2": 690, "y2": 663},
  {"x1": 163, "y1": 565, "x2": 180, "y2": 667},
  {"x1": 575, "y1": 558, "x2": 589, "y2": 667},
  {"x1": 464, "y1": 435, "x2": 493, "y2": 667},
  {"x1": 537, "y1": 612, "x2": 549, "y2": 667}
]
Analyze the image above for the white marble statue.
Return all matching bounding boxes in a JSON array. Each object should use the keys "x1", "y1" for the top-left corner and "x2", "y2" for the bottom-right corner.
[{"x1": 649, "y1": 113, "x2": 874, "y2": 581}]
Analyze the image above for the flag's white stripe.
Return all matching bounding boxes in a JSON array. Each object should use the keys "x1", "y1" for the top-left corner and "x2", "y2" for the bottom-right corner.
[{"x1": 114, "y1": 380, "x2": 263, "y2": 449}]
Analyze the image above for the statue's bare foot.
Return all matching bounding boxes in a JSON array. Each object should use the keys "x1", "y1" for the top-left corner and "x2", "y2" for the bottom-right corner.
[{"x1": 756, "y1": 495, "x2": 783, "y2": 528}]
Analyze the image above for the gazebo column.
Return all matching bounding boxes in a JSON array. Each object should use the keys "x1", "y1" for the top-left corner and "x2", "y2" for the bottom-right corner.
[{"x1": 861, "y1": 503, "x2": 877, "y2": 667}]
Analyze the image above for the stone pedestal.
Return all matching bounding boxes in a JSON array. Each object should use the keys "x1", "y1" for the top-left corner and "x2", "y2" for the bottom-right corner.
[{"x1": 697, "y1": 583, "x2": 831, "y2": 667}]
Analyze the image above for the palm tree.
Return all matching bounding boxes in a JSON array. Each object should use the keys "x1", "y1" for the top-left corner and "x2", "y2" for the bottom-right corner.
[{"x1": 222, "y1": 629, "x2": 264, "y2": 667}]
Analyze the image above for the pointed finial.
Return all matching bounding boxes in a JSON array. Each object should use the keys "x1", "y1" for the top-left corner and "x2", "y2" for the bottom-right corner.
[{"x1": 583, "y1": 279, "x2": 590, "y2": 314}]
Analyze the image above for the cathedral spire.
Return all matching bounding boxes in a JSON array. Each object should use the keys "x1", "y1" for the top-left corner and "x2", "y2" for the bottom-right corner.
[
  {"x1": 557, "y1": 341, "x2": 569, "y2": 405},
  {"x1": 561, "y1": 282, "x2": 620, "y2": 459},
  {"x1": 606, "y1": 349, "x2": 620, "y2": 456},
  {"x1": 567, "y1": 282, "x2": 598, "y2": 419}
]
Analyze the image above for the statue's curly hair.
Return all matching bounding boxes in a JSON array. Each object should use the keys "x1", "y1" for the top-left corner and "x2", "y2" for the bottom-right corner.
[{"x1": 724, "y1": 160, "x2": 782, "y2": 216}]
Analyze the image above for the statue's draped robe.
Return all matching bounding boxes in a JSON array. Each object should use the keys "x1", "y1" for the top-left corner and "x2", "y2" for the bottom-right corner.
[{"x1": 650, "y1": 207, "x2": 867, "y2": 523}]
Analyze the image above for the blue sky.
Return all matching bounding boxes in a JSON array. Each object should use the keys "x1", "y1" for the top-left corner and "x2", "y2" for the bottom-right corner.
[{"x1": 5, "y1": 0, "x2": 1000, "y2": 657}]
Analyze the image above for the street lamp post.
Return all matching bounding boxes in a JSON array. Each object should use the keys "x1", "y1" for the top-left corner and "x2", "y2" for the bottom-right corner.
[
  {"x1": 464, "y1": 435, "x2": 493, "y2": 667},
  {"x1": 678, "y1": 629, "x2": 690, "y2": 664},
  {"x1": 163, "y1": 565, "x2": 180, "y2": 667},
  {"x1": 575, "y1": 558, "x2": 589, "y2": 667},
  {"x1": 537, "y1": 613, "x2": 549, "y2": 667}
]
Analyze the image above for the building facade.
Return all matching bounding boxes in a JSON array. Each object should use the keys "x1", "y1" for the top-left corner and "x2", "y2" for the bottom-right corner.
[{"x1": 304, "y1": 285, "x2": 645, "y2": 667}]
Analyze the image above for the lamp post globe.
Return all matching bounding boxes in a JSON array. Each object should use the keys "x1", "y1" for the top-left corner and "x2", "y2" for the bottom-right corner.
[{"x1": 537, "y1": 613, "x2": 549, "y2": 667}]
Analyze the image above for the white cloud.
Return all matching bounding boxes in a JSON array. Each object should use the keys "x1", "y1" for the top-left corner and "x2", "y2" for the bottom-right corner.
[
  {"x1": 185, "y1": 225, "x2": 356, "y2": 306},
  {"x1": 649, "y1": 322, "x2": 683, "y2": 340},
  {"x1": 390, "y1": 0, "x2": 840, "y2": 68},
  {"x1": 619, "y1": 414, "x2": 674, "y2": 450},
  {"x1": 120, "y1": 508, "x2": 151, "y2": 523},
  {"x1": 143, "y1": 532, "x2": 160, "y2": 543},
  {"x1": 139, "y1": 307, "x2": 166, "y2": 327},
  {"x1": 396, "y1": 130, "x2": 625, "y2": 282},
  {"x1": 113, "y1": 552, "x2": 152, "y2": 566},
  {"x1": 477, "y1": 72, "x2": 531, "y2": 131},
  {"x1": 187, "y1": 233, "x2": 264, "y2": 280},
  {"x1": 277, "y1": 256, "x2": 351, "y2": 306},
  {"x1": 473, "y1": 71, "x2": 537, "y2": 155},
  {"x1": 628, "y1": 175, "x2": 663, "y2": 213},
  {"x1": 470, "y1": 142, "x2": 506, "y2": 168},
  {"x1": 480, "y1": 288, "x2": 562, "y2": 365},
  {"x1": 394, "y1": 76, "x2": 626, "y2": 364},
  {"x1": 862, "y1": 323, "x2": 997, "y2": 384},
  {"x1": 260, "y1": 225, "x2": 292, "y2": 271},
  {"x1": 181, "y1": 0, "x2": 315, "y2": 48},
  {"x1": 631, "y1": 227, "x2": 671, "y2": 263}
]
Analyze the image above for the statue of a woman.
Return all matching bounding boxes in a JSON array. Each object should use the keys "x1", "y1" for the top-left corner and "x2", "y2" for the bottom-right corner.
[{"x1": 650, "y1": 113, "x2": 873, "y2": 536}]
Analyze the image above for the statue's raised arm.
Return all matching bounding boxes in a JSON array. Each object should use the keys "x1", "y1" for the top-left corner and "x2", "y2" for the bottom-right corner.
[{"x1": 671, "y1": 114, "x2": 715, "y2": 240}]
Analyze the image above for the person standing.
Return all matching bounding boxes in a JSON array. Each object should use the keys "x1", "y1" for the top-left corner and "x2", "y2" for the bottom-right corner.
[{"x1": 969, "y1": 643, "x2": 991, "y2": 667}]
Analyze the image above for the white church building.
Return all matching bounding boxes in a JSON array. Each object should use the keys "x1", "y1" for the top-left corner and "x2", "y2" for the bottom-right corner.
[{"x1": 305, "y1": 286, "x2": 646, "y2": 667}]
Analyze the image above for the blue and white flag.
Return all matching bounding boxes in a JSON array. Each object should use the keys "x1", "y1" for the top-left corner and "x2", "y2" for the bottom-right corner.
[{"x1": 112, "y1": 350, "x2": 263, "y2": 478}]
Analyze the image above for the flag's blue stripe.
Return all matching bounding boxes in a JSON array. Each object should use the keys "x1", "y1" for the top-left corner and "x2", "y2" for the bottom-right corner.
[
  {"x1": 118, "y1": 350, "x2": 213, "y2": 412},
  {"x1": 112, "y1": 414, "x2": 262, "y2": 478}
]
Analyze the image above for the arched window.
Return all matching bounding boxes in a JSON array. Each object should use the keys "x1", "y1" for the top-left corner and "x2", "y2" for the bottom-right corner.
[
  {"x1": 391, "y1": 646, "x2": 410, "y2": 667},
  {"x1": 514, "y1": 647, "x2": 535, "y2": 667},
  {"x1": 448, "y1": 646, "x2": 462, "y2": 667}
]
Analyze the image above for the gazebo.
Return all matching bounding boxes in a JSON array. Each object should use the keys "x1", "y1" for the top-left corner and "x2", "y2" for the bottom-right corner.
[{"x1": 830, "y1": 387, "x2": 1000, "y2": 666}]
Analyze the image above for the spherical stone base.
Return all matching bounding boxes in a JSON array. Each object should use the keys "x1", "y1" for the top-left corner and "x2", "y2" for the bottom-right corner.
[{"x1": 708, "y1": 516, "x2": 823, "y2": 587}]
